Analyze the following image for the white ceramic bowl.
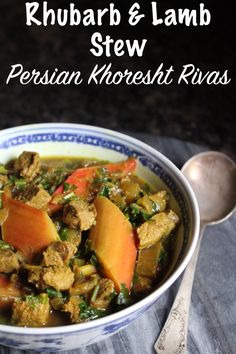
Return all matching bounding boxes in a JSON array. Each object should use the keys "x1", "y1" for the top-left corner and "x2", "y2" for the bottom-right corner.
[{"x1": 0, "y1": 123, "x2": 200, "y2": 351}]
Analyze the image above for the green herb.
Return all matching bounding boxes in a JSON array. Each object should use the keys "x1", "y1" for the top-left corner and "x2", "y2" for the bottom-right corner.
[
  {"x1": 38, "y1": 168, "x2": 69, "y2": 194},
  {"x1": 8, "y1": 176, "x2": 27, "y2": 190},
  {"x1": 108, "y1": 290, "x2": 117, "y2": 301},
  {"x1": 25, "y1": 294, "x2": 49, "y2": 308},
  {"x1": 98, "y1": 167, "x2": 108, "y2": 175},
  {"x1": 90, "y1": 253, "x2": 98, "y2": 267},
  {"x1": 61, "y1": 192, "x2": 78, "y2": 203},
  {"x1": 90, "y1": 285, "x2": 100, "y2": 303},
  {"x1": 93, "y1": 176, "x2": 112, "y2": 184},
  {"x1": 33, "y1": 173, "x2": 44, "y2": 184},
  {"x1": 159, "y1": 249, "x2": 167, "y2": 267},
  {"x1": 93, "y1": 167, "x2": 112, "y2": 185},
  {"x1": 141, "y1": 210, "x2": 150, "y2": 221},
  {"x1": 63, "y1": 191, "x2": 75, "y2": 201},
  {"x1": 132, "y1": 271, "x2": 139, "y2": 287},
  {"x1": 79, "y1": 301, "x2": 105, "y2": 320},
  {"x1": 46, "y1": 288, "x2": 63, "y2": 298},
  {"x1": 0, "y1": 164, "x2": 8, "y2": 175},
  {"x1": 74, "y1": 239, "x2": 93, "y2": 260},
  {"x1": 42, "y1": 182, "x2": 51, "y2": 190},
  {"x1": 63, "y1": 182, "x2": 71, "y2": 192},
  {"x1": 98, "y1": 185, "x2": 110, "y2": 197},
  {"x1": 125, "y1": 203, "x2": 150, "y2": 226},
  {"x1": 151, "y1": 200, "x2": 160, "y2": 214},
  {"x1": 116, "y1": 284, "x2": 130, "y2": 306},
  {"x1": 14, "y1": 179, "x2": 27, "y2": 189},
  {"x1": 9, "y1": 175, "x2": 18, "y2": 184},
  {"x1": 59, "y1": 227, "x2": 68, "y2": 241},
  {"x1": 0, "y1": 240, "x2": 13, "y2": 251},
  {"x1": 125, "y1": 203, "x2": 139, "y2": 219},
  {"x1": 63, "y1": 183, "x2": 77, "y2": 193},
  {"x1": 73, "y1": 258, "x2": 86, "y2": 267}
]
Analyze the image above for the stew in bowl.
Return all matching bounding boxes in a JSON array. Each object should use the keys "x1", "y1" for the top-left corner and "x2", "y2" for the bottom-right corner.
[{"x1": 0, "y1": 151, "x2": 180, "y2": 327}]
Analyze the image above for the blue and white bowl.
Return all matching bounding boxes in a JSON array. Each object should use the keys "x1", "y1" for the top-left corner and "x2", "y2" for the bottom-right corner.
[{"x1": 0, "y1": 123, "x2": 200, "y2": 351}]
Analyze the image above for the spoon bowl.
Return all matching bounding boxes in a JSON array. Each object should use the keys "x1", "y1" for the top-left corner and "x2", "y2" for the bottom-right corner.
[
  {"x1": 155, "y1": 151, "x2": 236, "y2": 354},
  {"x1": 181, "y1": 151, "x2": 236, "y2": 224}
]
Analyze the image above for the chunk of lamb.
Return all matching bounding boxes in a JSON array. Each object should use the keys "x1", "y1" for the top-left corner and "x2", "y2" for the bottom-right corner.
[
  {"x1": 42, "y1": 266, "x2": 74, "y2": 291},
  {"x1": 91, "y1": 278, "x2": 115, "y2": 310},
  {"x1": 0, "y1": 274, "x2": 23, "y2": 309},
  {"x1": 137, "y1": 210, "x2": 179, "y2": 249},
  {"x1": 26, "y1": 265, "x2": 44, "y2": 289},
  {"x1": 66, "y1": 229, "x2": 82, "y2": 247},
  {"x1": 63, "y1": 200, "x2": 97, "y2": 231},
  {"x1": 12, "y1": 294, "x2": 49, "y2": 327},
  {"x1": 0, "y1": 249, "x2": 19, "y2": 273},
  {"x1": 149, "y1": 191, "x2": 168, "y2": 212},
  {"x1": 63, "y1": 295, "x2": 84, "y2": 323},
  {"x1": 43, "y1": 241, "x2": 77, "y2": 267},
  {"x1": 70, "y1": 274, "x2": 99, "y2": 296},
  {"x1": 137, "y1": 190, "x2": 168, "y2": 214},
  {"x1": 26, "y1": 187, "x2": 51, "y2": 209},
  {"x1": 14, "y1": 151, "x2": 40, "y2": 180},
  {"x1": 13, "y1": 184, "x2": 51, "y2": 209}
]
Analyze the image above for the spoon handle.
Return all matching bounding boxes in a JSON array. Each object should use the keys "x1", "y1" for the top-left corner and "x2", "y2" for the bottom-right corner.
[{"x1": 154, "y1": 226, "x2": 205, "y2": 354}]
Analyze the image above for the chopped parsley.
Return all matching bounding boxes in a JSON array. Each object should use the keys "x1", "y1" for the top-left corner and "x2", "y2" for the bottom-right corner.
[
  {"x1": 63, "y1": 182, "x2": 77, "y2": 193},
  {"x1": 59, "y1": 227, "x2": 69, "y2": 241},
  {"x1": 79, "y1": 302, "x2": 105, "y2": 320},
  {"x1": 46, "y1": 288, "x2": 64, "y2": 299},
  {"x1": 14, "y1": 178, "x2": 27, "y2": 189},
  {"x1": 25, "y1": 294, "x2": 49, "y2": 308},
  {"x1": 90, "y1": 253, "x2": 98, "y2": 267},
  {"x1": 132, "y1": 271, "x2": 140, "y2": 287},
  {"x1": 151, "y1": 200, "x2": 160, "y2": 214},
  {"x1": 159, "y1": 249, "x2": 168, "y2": 267},
  {"x1": 98, "y1": 185, "x2": 110, "y2": 197},
  {"x1": 0, "y1": 240, "x2": 14, "y2": 251},
  {"x1": 36, "y1": 168, "x2": 69, "y2": 194},
  {"x1": 62, "y1": 192, "x2": 78, "y2": 203},
  {"x1": 72, "y1": 257, "x2": 86, "y2": 267},
  {"x1": 116, "y1": 284, "x2": 130, "y2": 306},
  {"x1": 63, "y1": 182, "x2": 71, "y2": 192},
  {"x1": 8, "y1": 176, "x2": 27, "y2": 191},
  {"x1": 93, "y1": 176, "x2": 112, "y2": 184},
  {"x1": 90, "y1": 285, "x2": 100, "y2": 303},
  {"x1": 125, "y1": 203, "x2": 150, "y2": 227}
]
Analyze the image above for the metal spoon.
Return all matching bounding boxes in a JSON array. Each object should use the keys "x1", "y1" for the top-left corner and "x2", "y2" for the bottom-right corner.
[{"x1": 155, "y1": 151, "x2": 236, "y2": 354}]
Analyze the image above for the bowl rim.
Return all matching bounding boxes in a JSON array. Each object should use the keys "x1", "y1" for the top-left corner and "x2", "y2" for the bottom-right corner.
[{"x1": 0, "y1": 123, "x2": 200, "y2": 335}]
